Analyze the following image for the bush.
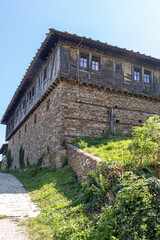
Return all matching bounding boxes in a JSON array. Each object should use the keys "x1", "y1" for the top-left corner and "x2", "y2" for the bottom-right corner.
[
  {"x1": 36, "y1": 147, "x2": 49, "y2": 167},
  {"x1": 19, "y1": 146, "x2": 25, "y2": 169},
  {"x1": 129, "y1": 115, "x2": 160, "y2": 164},
  {"x1": 6, "y1": 149, "x2": 12, "y2": 169},
  {"x1": 79, "y1": 164, "x2": 160, "y2": 240}
]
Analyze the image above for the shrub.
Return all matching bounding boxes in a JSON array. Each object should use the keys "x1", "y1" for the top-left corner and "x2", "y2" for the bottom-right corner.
[
  {"x1": 19, "y1": 146, "x2": 25, "y2": 169},
  {"x1": 129, "y1": 115, "x2": 160, "y2": 164},
  {"x1": 6, "y1": 149, "x2": 12, "y2": 169},
  {"x1": 81, "y1": 162, "x2": 121, "y2": 210},
  {"x1": 62, "y1": 158, "x2": 68, "y2": 168},
  {"x1": 36, "y1": 147, "x2": 49, "y2": 167},
  {"x1": 26, "y1": 157, "x2": 30, "y2": 167},
  {"x1": 80, "y1": 165, "x2": 160, "y2": 239}
]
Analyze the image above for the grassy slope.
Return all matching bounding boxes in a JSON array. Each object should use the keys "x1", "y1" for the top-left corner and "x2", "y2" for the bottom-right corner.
[
  {"x1": 74, "y1": 133, "x2": 133, "y2": 166},
  {"x1": 8, "y1": 167, "x2": 82, "y2": 239},
  {"x1": 2, "y1": 133, "x2": 160, "y2": 239}
]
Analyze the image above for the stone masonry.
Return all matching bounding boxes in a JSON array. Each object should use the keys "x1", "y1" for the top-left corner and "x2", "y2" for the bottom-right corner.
[
  {"x1": 1, "y1": 29, "x2": 160, "y2": 171},
  {"x1": 7, "y1": 80, "x2": 160, "y2": 169},
  {"x1": 68, "y1": 144, "x2": 101, "y2": 182}
]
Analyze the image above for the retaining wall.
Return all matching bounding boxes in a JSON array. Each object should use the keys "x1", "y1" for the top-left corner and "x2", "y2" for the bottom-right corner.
[{"x1": 67, "y1": 144, "x2": 101, "y2": 182}]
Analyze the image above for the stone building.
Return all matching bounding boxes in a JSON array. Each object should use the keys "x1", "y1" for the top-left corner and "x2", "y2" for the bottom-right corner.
[
  {"x1": 0, "y1": 144, "x2": 8, "y2": 169},
  {"x1": 1, "y1": 29, "x2": 160, "y2": 169}
]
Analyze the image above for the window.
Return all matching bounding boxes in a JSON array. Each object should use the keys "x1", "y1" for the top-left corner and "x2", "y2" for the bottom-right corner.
[
  {"x1": 92, "y1": 57, "x2": 100, "y2": 71},
  {"x1": 16, "y1": 109, "x2": 19, "y2": 120},
  {"x1": 38, "y1": 77, "x2": 41, "y2": 89},
  {"x1": 134, "y1": 68, "x2": 141, "y2": 81},
  {"x1": 144, "y1": 71, "x2": 150, "y2": 84},
  {"x1": 22, "y1": 98, "x2": 26, "y2": 111},
  {"x1": 27, "y1": 91, "x2": 32, "y2": 102},
  {"x1": 11, "y1": 117, "x2": 14, "y2": 128},
  {"x1": 44, "y1": 66, "x2": 47, "y2": 81},
  {"x1": 31, "y1": 87, "x2": 35, "y2": 98},
  {"x1": 80, "y1": 54, "x2": 88, "y2": 68}
]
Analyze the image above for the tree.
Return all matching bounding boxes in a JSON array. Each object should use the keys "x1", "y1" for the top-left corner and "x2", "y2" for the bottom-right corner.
[
  {"x1": 6, "y1": 149, "x2": 12, "y2": 169},
  {"x1": 19, "y1": 146, "x2": 25, "y2": 169}
]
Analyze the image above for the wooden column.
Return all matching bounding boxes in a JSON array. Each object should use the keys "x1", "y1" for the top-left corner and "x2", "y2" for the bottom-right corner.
[
  {"x1": 100, "y1": 54, "x2": 103, "y2": 83},
  {"x1": 131, "y1": 64, "x2": 134, "y2": 88},
  {"x1": 141, "y1": 67, "x2": 144, "y2": 91},
  {"x1": 121, "y1": 62, "x2": 124, "y2": 86},
  {"x1": 76, "y1": 49, "x2": 80, "y2": 80},
  {"x1": 151, "y1": 70, "x2": 153, "y2": 93},
  {"x1": 112, "y1": 60, "x2": 116, "y2": 85},
  {"x1": 68, "y1": 47, "x2": 71, "y2": 75},
  {"x1": 88, "y1": 52, "x2": 92, "y2": 80}
]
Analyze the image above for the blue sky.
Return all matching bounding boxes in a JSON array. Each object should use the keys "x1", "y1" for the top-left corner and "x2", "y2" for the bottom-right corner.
[{"x1": 0, "y1": 0, "x2": 160, "y2": 158}]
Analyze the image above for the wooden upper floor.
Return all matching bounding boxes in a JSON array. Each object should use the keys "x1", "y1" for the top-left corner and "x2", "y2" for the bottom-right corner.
[{"x1": 2, "y1": 29, "x2": 160, "y2": 140}]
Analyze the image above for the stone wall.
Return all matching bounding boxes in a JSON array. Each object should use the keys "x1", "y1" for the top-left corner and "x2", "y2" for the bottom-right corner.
[
  {"x1": 60, "y1": 80, "x2": 159, "y2": 142},
  {"x1": 67, "y1": 144, "x2": 101, "y2": 182},
  {"x1": 1, "y1": 157, "x2": 7, "y2": 170},
  {"x1": 7, "y1": 79, "x2": 160, "y2": 170},
  {"x1": 8, "y1": 84, "x2": 65, "y2": 169}
]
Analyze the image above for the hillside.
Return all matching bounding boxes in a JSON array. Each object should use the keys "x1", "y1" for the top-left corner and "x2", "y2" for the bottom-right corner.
[{"x1": 2, "y1": 116, "x2": 160, "y2": 240}]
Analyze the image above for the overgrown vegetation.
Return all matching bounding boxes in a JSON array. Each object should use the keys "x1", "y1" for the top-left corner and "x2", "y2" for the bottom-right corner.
[
  {"x1": 19, "y1": 146, "x2": 25, "y2": 169},
  {"x1": 75, "y1": 116, "x2": 160, "y2": 170},
  {"x1": 36, "y1": 146, "x2": 50, "y2": 167},
  {"x1": 6, "y1": 149, "x2": 12, "y2": 169},
  {"x1": 1, "y1": 116, "x2": 160, "y2": 239}
]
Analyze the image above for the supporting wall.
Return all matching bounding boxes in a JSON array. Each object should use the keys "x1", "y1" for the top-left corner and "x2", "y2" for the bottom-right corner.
[
  {"x1": 67, "y1": 144, "x2": 101, "y2": 182},
  {"x1": 8, "y1": 84, "x2": 64, "y2": 169},
  {"x1": 7, "y1": 79, "x2": 160, "y2": 169},
  {"x1": 60, "y1": 80, "x2": 160, "y2": 142}
]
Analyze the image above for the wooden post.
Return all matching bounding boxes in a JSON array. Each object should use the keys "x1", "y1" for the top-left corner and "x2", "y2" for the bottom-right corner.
[
  {"x1": 76, "y1": 49, "x2": 80, "y2": 80},
  {"x1": 131, "y1": 64, "x2": 134, "y2": 88},
  {"x1": 156, "y1": 71, "x2": 158, "y2": 94},
  {"x1": 88, "y1": 51, "x2": 92, "y2": 80},
  {"x1": 68, "y1": 47, "x2": 71, "y2": 75},
  {"x1": 121, "y1": 62, "x2": 124, "y2": 86},
  {"x1": 112, "y1": 60, "x2": 115, "y2": 85},
  {"x1": 151, "y1": 70, "x2": 153, "y2": 93},
  {"x1": 100, "y1": 54, "x2": 103, "y2": 83},
  {"x1": 141, "y1": 67, "x2": 144, "y2": 91}
]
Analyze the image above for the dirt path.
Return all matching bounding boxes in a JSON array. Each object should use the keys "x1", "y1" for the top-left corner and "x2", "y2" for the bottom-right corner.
[{"x1": 0, "y1": 173, "x2": 40, "y2": 240}]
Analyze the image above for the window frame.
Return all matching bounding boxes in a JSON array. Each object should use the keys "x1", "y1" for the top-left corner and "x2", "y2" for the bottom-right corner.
[
  {"x1": 79, "y1": 53, "x2": 89, "y2": 69},
  {"x1": 43, "y1": 66, "x2": 47, "y2": 82},
  {"x1": 144, "y1": 70, "x2": 150, "y2": 84},
  {"x1": 134, "y1": 68, "x2": 141, "y2": 82},
  {"x1": 91, "y1": 56, "x2": 100, "y2": 72}
]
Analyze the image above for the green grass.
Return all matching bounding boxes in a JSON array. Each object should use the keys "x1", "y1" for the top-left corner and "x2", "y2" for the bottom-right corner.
[
  {"x1": 74, "y1": 132, "x2": 133, "y2": 166},
  {"x1": 1, "y1": 127, "x2": 159, "y2": 239},
  {"x1": 4, "y1": 166, "x2": 84, "y2": 239},
  {"x1": 4, "y1": 162, "x2": 159, "y2": 239}
]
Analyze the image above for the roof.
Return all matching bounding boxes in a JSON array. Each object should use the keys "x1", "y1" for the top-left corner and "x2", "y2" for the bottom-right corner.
[
  {"x1": 0, "y1": 144, "x2": 8, "y2": 155},
  {"x1": 1, "y1": 28, "x2": 160, "y2": 124}
]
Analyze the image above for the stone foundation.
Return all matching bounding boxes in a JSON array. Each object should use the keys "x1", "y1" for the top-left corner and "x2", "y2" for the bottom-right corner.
[
  {"x1": 67, "y1": 144, "x2": 101, "y2": 182},
  {"x1": 7, "y1": 80, "x2": 160, "y2": 170}
]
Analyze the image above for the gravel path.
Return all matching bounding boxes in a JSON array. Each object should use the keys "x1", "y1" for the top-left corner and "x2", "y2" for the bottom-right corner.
[{"x1": 0, "y1": 173, "x2": 40, "y2": 240}]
